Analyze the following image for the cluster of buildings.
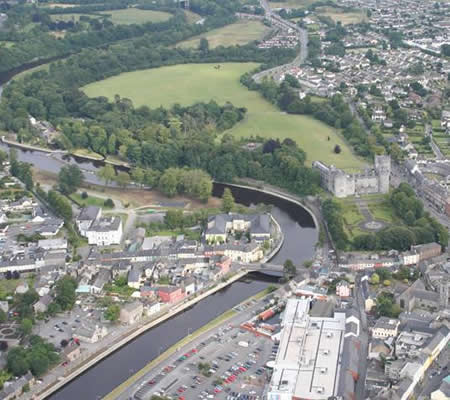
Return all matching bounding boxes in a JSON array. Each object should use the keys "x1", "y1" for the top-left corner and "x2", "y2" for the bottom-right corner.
[
  {"x1": 404, "y1": 159, "x2": 450, "y2": 217},
  {"x1": 313, "y1": 155, "x2": 391, "y2": 198},
  {"x1": 339, "y1": 242, "x2": 442, "y2": 271},
  {"x1": 77, "y1": 212, "x2": 274, "y2": 302}
]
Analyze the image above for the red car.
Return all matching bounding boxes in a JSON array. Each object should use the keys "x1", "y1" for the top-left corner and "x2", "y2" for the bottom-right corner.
[
  {"x1": 148, "y1": 379, "x2": 156, "y2": 385},
  {"x1": 239, "y1": 367, "x2": 246, "y2": 372}
]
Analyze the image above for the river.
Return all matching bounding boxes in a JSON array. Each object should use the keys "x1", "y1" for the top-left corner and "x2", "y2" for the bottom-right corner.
[{"x1": 0, "y1": 143, "x2": 317, "y2": 399}]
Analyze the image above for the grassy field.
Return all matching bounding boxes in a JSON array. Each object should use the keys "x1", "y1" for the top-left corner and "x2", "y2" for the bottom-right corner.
[
  {"x1": 50, "y1": 13, "x2": 99, "y2": 22},
  {"x1": 184, "y1": 10, "x2": 202, "y2": 24},
  {"x1": 70, "y1": 192, "x2": 113, "y2": 209},
  {"x1": 177, "y1": 20, "x2": 271, "y2": 49},
  {"x1": 316, "y1": 7, "x2": 367, "y2": 25},
  {"x1": 99, "y1": 8, "x2": 172, "y2": 25},
  {"x1": 0, "y1": 41, "x2": 14, "y2": 48},
  {"x1": 83, "y1": 63, "x2": 365, "y2": 169},
  {"x1": 269, "y1": 0, "x2": 322, "y2": 9}
]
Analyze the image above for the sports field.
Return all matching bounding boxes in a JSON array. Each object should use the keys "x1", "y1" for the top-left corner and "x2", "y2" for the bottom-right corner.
[
  {"x1": 82, "y1": 63, "x2": 365, "y2": 169},
  {"x1": 177, "y1": 20, "x2": 271, "y2": 48},
  {"x1": 316, "y1": 7, "x2": 367, "y2": 25},
  {"x1": 100, "y1": 8, "x2": 172, "y2": 25}
]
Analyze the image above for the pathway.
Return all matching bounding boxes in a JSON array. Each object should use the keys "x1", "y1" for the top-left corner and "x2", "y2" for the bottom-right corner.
[{"x1": 426, "y1": 123, "x2": 445, "y2": 160}]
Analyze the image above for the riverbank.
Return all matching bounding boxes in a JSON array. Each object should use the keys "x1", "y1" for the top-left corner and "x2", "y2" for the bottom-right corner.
[
  {"x1": 1, "y1": 136, "x2": 67, "y2": 154},
  {"x1": 37, "y1": 270, "x2": 250, "y2": 400}
]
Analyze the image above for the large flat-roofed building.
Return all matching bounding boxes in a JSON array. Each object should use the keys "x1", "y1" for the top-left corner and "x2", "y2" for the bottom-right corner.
[{"x1": 267, "y1": 298, "x2": 347, "y2": 400}]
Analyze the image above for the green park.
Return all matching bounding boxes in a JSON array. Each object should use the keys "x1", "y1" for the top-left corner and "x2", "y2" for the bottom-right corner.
[{"x1": 82, "y1": 63, "x2": 365, "y2": 169}]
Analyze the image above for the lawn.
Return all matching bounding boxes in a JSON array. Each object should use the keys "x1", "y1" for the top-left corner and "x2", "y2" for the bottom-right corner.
[
  {"x1": 316, "y1": 7, "x2": 367, "y2": 25},
  {"x1": 177, "y1": 20, "x2": 271, "y2": 49},
  {"x1": 83, "y1": 63, "x2": 365, "y2": 169},
  {"x1": 184, "y1": 10, "x2": 202, "y2": 24},
  {"x1": 99, "y1": 8, "x2": 172, "y2": 25},
  {"x1": 70, "y1": 192, "x2": 113, "y2": 209},
  {"x1": 368, "y1": 199, "x2": 396, "y2": 223}
]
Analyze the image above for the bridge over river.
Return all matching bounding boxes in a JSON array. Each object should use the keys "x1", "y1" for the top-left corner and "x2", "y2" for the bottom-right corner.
[{"x1": 240, "y1": 262, "x2": 284, "y2": 274}]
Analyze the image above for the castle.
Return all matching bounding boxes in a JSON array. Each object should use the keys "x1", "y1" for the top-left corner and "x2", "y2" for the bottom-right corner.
[{"x1": 313, "y1": 155, "x2": 391, "y2": 198}]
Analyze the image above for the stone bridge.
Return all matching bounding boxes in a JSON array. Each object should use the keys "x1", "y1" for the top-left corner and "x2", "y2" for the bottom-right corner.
[{"x1": 241, "y1": 263, "x2": 284, "y2": 274}]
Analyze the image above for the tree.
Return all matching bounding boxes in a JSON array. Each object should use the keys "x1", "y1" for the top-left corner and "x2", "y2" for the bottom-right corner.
[
  {"x1": 60, "y1": 339, "x2": 68, "y2": 348},
  {"x1": 20, "y1": 318, "x2": 33, "y2": 336},
  {"x1": 383, "y1": 279, "x2": 391, "y2": 286},
  {"x1": 370, "y1": 273, "x2": 380, "y2": 285},
  {"x1": 334, "y1": 144, "x2": 341, "y2": 154},
  {"x1": 115, "y1": 171, "x2": 130, "y2": 188},
  {"x1": 97, "y1": 164, "x2": 115, "y2": 186},
  {"x1": 131, "y1": 167, "x2": 145, "y2": 186},
  {"x1": 58, "y1": 165, "x2": 84, "y2": 195},
  {"x1": 81, "y1": 191, "x2": 88, "y2": 199},
  {"x1": 54, "y1": 276, "x2": 77, "y2": 311},
  {"x1": 0, "y1": 310, "x2": 6, "y2": 323},
  {"x1": 221, "y1": 188, "x2": 235, "y2": 213},
  {"x1": 103, "y1": 198, "x2": 114, "y2": 208},
  {"x1": 283, "y1": 259, "x2": 296, "y2": 278},
  {"x1": 199, "y1": 37, "x2": 209, "y2": 53},
  {"x1": 104, "y1": 304, "x2": 120, "y2": 322}
]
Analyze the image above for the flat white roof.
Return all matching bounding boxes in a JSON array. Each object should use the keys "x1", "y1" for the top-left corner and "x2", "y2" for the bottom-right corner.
[{"x1": 268, "y1": 299, "x2": 346, "y2": 400}]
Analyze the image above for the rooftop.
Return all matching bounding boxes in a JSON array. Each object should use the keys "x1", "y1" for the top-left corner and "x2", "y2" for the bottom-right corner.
[{"x1": 268, "y1": 298, "x2": 346, "y2": 399}]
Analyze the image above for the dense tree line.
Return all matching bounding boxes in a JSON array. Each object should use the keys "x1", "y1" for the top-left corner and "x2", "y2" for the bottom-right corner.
[
  {"x1": 0, "y1": 0, "x2": 244, "y2": 74},
  {"x1": 7, "y1": 335, "x2": 59, "y2": 377},
  {"x1": 322, "y1": 199, "x2": 348, "y2": 250}
]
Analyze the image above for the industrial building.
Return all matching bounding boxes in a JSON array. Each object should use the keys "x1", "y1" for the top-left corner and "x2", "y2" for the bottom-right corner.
[{"x1": 267, "y1": 298, "x2": 360, "y2": 400}]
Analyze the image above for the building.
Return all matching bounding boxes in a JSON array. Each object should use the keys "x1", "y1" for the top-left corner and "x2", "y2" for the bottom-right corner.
[
  {"x1": 411, "y1": 242, "x2": 442, "y2": 261},
  {"x1": 120, "y1": 301, "x2": 143, "y2": 325},
  {"x1": 62, "y1": 341, "x2": 81, "y2": 362},
  {"x1": 157, "y1": 286, "x2": 185, "y2": 303},
  {"x1": 431, "y1": 376, "x2": 450, "y2": 400},
  {"x1": 76, "y1": 206, "x2": 102, "y2": 237},
  {"x1": 85, "y1": 216, "x2": 122, "y2": 246},
  {"x1": 33, "y1": 294, "x2": 52, "y2": 313},
  {"x1": 74, "y1": 325, "x2": 108, "y2": 344},
  {"x1": 372, "y1": 317, "x2": 400, "y2": 339},
  {"x1": 0, "y1": 372, "x2": 34, "y2": 400},
  {"x1": 204, "y1": 213, "x2": 271, "y2": 243},
  {"x1": 402, "y1": 251, "x2": 420, "y2": 266},
  {"x1": 395, "y1": 280, "x2": 440, "y2": 312},
  {"x1": 313, "y1": 155, "x2": 391, "y2": 198},
  {"x1": 38, "y1": 238, "x2": 68, "y2": 250},
  {"x1": 267, "y1": 298, "x2": 352, "y2": 400},
  {"x1": 336, "y1": 280, "x2": 351, "y2": 298},
  {"x1": 76, "y1": 206, "x2": 123, "y2": 246}
]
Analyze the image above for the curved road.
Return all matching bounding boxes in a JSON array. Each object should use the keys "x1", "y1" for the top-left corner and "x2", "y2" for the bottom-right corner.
[{"x1": 252, "y1": 0, "x2": 308, "y2": 83}]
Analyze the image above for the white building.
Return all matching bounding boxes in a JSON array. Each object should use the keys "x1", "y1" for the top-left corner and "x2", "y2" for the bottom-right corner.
[
  {"x1": 372, "y1": 317, "x2": 400, "y2": 339},
  {"x1": 267, "y1": 298, "x2": 347, "y2": 400},
  {"x1": 77, "y1": 206, "x2": 122, "y2": 246}
]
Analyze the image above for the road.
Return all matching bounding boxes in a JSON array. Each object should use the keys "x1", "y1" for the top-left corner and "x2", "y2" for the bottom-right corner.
[
  {"x1": 426, "y1": 123, "x2": 445, "y2": 160},
  {"x1": 252, "y1": 0, "x2": 308, "y2": 83},
  {"x1": 354, "y1": 274, "x2": 369, "y2": 400}
]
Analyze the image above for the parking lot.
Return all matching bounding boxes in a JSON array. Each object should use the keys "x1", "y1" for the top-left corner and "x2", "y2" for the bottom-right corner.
[
  {"x1": 36, "y1": 295, "x2": 106, "y2": 350},
  {"x1": 134, "y1": 324, "x2": 276, "y2": 400}
]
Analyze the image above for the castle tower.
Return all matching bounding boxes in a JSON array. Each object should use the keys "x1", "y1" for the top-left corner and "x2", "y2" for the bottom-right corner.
[
  {"x1": 375, "y1": 155, "x2": 391, "y2": 194},
  {"x1": 439, "y1": 279, "x2": 449, "y2": 309}
]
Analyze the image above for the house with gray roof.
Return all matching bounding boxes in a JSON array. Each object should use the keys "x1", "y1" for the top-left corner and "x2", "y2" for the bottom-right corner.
[{"x1": 204, "y1": 213, "x2": 271, "y2": 243}]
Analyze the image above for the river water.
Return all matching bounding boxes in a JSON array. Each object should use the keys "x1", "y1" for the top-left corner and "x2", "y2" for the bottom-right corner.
[{"x1": 0, "y1": 143, "x2": 317, "y2": 399}]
